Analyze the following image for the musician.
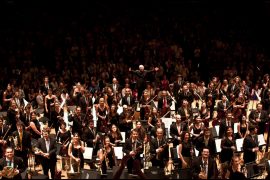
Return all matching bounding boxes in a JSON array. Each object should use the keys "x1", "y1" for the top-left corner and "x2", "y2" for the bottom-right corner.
[
  {"x1": 150, "y1": 117, "x2": 166, "y2": 139},
  {"x1": 228, "y1": 76, "x2": 241, "y2": 102},
  {"x1": 177, "y1": 84, "x2": 194, "y2": 107},
  {"x1": 249, "y1": 103, "x2": 268, "y2": 135},
  {"x1": 68, "y1": 106, "x2": 86, "y2": 136},
  {"x1": 225, "y1": 156, "x2": 247, "y2": 179},
  {"x1": 196, "y1": 128, "x2": 216, "y2": 158},
  {"x1": 0, "y1": 117, "x2": 10, "y2": 156},
  {"x1": 82, "y1": 120, "x2": 100, "y2": 162},
  {"x1": 12, "y1": 90, "x2": 24, "y2": 111},
  {"x1": 44, "y1": 88, "x2": 57, "y2": 126},
  {"x1": 123, "y1": 129, "x2": 143, "y2": 175},
  {"x1": 236, "y1": 115, "x2": 249, "y2": 139},
  {"x1": 134, "y1": 121, "x2": 146, "y2": 142},
  {"x1": 220, "y1": 127, "x2": 236, "y2": 178},
  {"x1": 2, "y1": 84, "x2": 14, "y2": 111},
  {"x1": 110, "y1": 77, "x2": 121, "y2": 95},
  {"x1": 204, "y1": 81, "x2": 218, "y2": 119},
  {"x1": 97, "y1": 136, "x2": 116, "y2": 174},
  {"x1": 189, "y1": 116, "x2": 205, "y2": 144},
  {"x1": 68, "y1": 133, "x2": 85, "y2": 172},
  {"x1": 250, "y1": 83, "x2": 262, "y2": 101},
  {"x1": 139, "y1": 90, "x2": 152, "y2": 121},
  {"x1": 10, "y1": 121, "x2": 31, "y2": 168},
  {"x1": 6, "y1": 102, "x2": 18, "y2": 133},
  {"x1": 157, "y1": 90, "x2": 172, "y2": 118},
  {"x1": 147, "y1": 107, "x2": 158, "y2": 132},
  {"x1": 104, "y1": 86, "x2": 116, "y2": 109},
  {"x1": 150, "y1": 128, "x2": 168, "y2": 168},
  {"x1": 121, "y1": 88, "x2": 135, "y2": 109},
  {"x1": 119, "y1": 105, "x2": 134, "y2": 138},
  {"x1": 96, "y1": 97, "x2": 110, "y2": 133},
  {"x1": 129, "y1": 64, "x2": 159, "y2": 98},
  {"x1": 50, "y1": 101, "x2": 64, "y2": 132},
  {"x1": 107, "y1": 104, "x2": 120, "y2": 128},
  {"x1": 170, "y1": 114, "x2": 188, "y2": 147},
  {"x1": 40, "y1": 76, "x2": 50, "y2": 96},
  {"x1": 191, "y1": 147, "x2": 218, "y2": 179},
  {"x1": 0, "y1": 147, "x2": 26, "y2": 179},
  {"x1": 28, "y1": 112, "x2": 42, "y2": 140},
  {"x1": 177, "y1": 99, "x2": 193, "y2": 124},
  {"x1": 78, "y1": 89, "x2": 92, "y2": 116},
  {"x1": 56, "y1": 122, "x2": 71, "y2": 157},
  {"x1": 216, "y1": 95, "x2": 231, "y2": 120},
  {"x1": 232, "y1": 92, "x2": 246, "y2": 122},
  {"x1": 108, "y1": 124, "x2": 122, "y2": 147},
  {"x1": 220, "y1": 79, "x2": 229, "y2": 99},
  {"x1": 199, "y1": 101, "x2": 210, "y2": 127},
  {"x1": 178, "y1": 131, "x2": 194, "y2": 169},
  {"x1": 219, "y1": 112, "x2": 234, "y2": 138},
  {"x1": 20, "y1": 105, "x2": 31, "y2": 128},
  {"x1": 243, "y1": 125, "x2": 259, "y2": 164},
  {"x1": 36, "y1": 129, "x2": 57, "y2": 179}
]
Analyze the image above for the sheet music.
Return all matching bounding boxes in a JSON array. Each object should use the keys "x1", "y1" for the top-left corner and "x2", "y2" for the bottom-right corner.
[
  {"x1": 120, "y1": 132, "x2": 126, "y2": 143},
  {"x1": 161, "y1": 118, "x2": 175, "y2": 129},
  {"x1": 258, "y1": 134, "x2": 266, "y2": 146},
  {"x1": 234, "y1": 123, "x2": 239, "y2": 134},
  {"x1": 195, "y1": 148, "x2": 199, "y2": 157},
  {"x1": 215, "y1": 139, "x2": 222, "y2": 153},
  {"x1": 214, "y1": 125, "x2": 220, "y2": 137},
  {"x1": 83, "y1": 147, "x2": 93, "y2": 160},
  {"x1": 170, "y1": 101, "x2": 175, "y2": 111},
  {"x1": 176, "y1": 145, "x2": 180, "y2": 158},
  {"x1": 236, "y1": 138, "x2": 244, "y2": 152},
  {"x1": 114, "y1": 146, "x2": 123, "y2": 159},
  {"x1": 117, "y1": 106, "x2": 123, "y2": 115}
]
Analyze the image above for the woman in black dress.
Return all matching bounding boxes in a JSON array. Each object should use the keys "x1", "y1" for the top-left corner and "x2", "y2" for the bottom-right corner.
[
  {"x1": 56, "y1": 122, "x2": 71, "y2": 157},
  {"x1": 237, "y1": 115, "x2": 249, "y2": 139},
  {"x1": 220, "y1": 127, "x2": 236, "y2": 178},
  {"x1": 44, "y1": 88, "x2": 57, "y2": 126},
  {"x1": 178, "y1": 131, "x2": 194, "y2": 169},
  {"x1": 68, "y1": 133, "x2": 85, "y2": 172},
  {"x1": 108, "y1": 124, "x2": 122, "y2": 146},
  {"x1": 97, "y1": 136, "x2": 116, "y2": 174}
]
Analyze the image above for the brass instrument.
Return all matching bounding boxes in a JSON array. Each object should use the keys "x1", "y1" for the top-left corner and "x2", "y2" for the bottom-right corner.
[
  {"x1": 0, "y1": 165, "x2": 19, "y2": 179},
  {"x1": 200, "y1": 163, "x2": 207, "y2": 179}
]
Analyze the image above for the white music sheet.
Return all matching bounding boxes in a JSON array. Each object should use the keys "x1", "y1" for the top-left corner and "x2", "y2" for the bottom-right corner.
[
  {"x1": 236, "y1": 138, "x2": 244, "y2": 152},
  {"x1": 120, "y1": 132, "x2": 126, "y2": 143},
  {"x1": 194, "y1": 148, "x2": 199, "y2": 157},
  {"x1": 215, "y1": 139, "x2": 222, "y2": 153},
  {"x1": 114, "y1": 146, "x2": 123, "y2": 159},
  {"x1": 234, "y1": 123, "x2": 239, "y2": 134},
  {"x1": 83, "y1": 147, "x2": 93, "y2": 160},
  {"x1": 215, "y1": 125, "x2": 220, "y2": 137},
  {"x1": 258, "y1": 134, "x2": 266, "y2": 146}
]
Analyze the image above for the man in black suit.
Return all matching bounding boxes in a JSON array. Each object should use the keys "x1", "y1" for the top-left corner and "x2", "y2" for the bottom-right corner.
[
  {"x1": 11, "y1": 121, "x2": 31, "y2": 168},
  {"x1": 243, "y1": 125, "x2": 259, "y2": 164},
  {"x1": 219, "y1": 112, "x2": 234, "y2": 138},
  {"x1": 170, "y1": 114, "x2": 188, "y2": 147},
  {"x1": 40, "y1": 76, "x2": 50, "y2": 96},
  {"x1": 196, "y1": 128, "x2": 216, "y2": 158},
  {"x1": 0, "y1": 117, "x2": 10, "y2": 157},
  {"x1": 216, "y1": 95, "x2": 231, "y2": 120},
  {"x1": 191, "y1": 147, "x2": 218, "y2": 179},
  {"x1": 150, "y1": 128, "x2": 169, "y2": 168},
  {"x1": 121, "y1": 88, "x2": 135, "y2": 108},
  {"x1": 36, "y1": 129, "x2": 57, "y2": 179},
  {"x1": 157, "y1": 90, "x2": 172, "y2": 118},
  {"x1": 249, "y1": 103, "x2": 269, "y2": 135},
  {"x1": 123, "y1": 129, "x2": 143, "y2": 175},
  {"x1": 82, "y1": 120, "x2": 100, "y2": 169},
  {"x1": 68, "y1": 106, "x2": 86, "y2": 136},
  {"x1": 0, "y1": 147, "x2": 26, "y2": 179}
]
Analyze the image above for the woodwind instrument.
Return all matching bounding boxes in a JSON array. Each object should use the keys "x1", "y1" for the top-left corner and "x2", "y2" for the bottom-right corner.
[{"x1": 1, "y1": 125, "x2": 12, "y2": 140}]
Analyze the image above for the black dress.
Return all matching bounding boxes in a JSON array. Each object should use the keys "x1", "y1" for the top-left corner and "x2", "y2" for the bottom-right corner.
[
  {"x1": 180, "y1": 140, "x2": 193, "y2": 168},
  {"x1": 30, "y1": 119, "x2": 41, "y2": 140},
  {"x1": 71, "y1": 142, "x2": 84, "y2": 171},
  {"x1": 228, "y1": 166, "x2": 247, "y2": 179},
  {"x1": 220, "y1": 137, "x2": 235, "y2": 163},
  {"x1": 56, "y1": 130, "x2": 71, "y2": 156}
]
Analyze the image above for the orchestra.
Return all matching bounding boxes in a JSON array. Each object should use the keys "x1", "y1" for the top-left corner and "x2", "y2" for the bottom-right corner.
[{"x1": 0, "y1": 73, "x2": 269, "y2": 179}]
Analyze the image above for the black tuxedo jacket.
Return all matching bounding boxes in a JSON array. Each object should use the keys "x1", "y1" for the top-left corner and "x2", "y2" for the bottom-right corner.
[
  {"x1": 10, "y1": 130, "x2": 31, "y2": 152},
  {"x1": 219, "y1": 119, "x2": 234, "y2": 138},
  {"x1": 149, "y1": 137, "x2": 169, "y2": 160},
  {"x1": 82, "y1": 127, "x2": 98, "y2": 147},
  {"x1": 0, "y1": 156, "x2": 26, "y2": 179},
  {"x1": 121, "y1": 95, "x2": 136, "y2": 107},
  {"x1": 191, "y1": 156, "x2": 218, "y2": 179},
  {"x1": 243, "y1": 134, "x2": 259, "y2": 164},
  {"x1": 37, "y1": 137, "x2": 57, "y2": 161},
  {"x1": 196, "y1": 136, "x2": 216, "y2": 157},
  {"x1": 123, "y1": 138, "x2": 143, "y2": 160}
]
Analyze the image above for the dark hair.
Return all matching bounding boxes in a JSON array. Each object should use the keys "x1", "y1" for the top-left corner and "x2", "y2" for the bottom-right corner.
[{"x1": 16, "y1": 121, "x2": 25, "y2": 128}]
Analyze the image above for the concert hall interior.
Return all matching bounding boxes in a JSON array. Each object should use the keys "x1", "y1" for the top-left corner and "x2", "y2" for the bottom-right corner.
[{"x1": 0, "y1": 0, "x2": 270, "y2": 179}]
